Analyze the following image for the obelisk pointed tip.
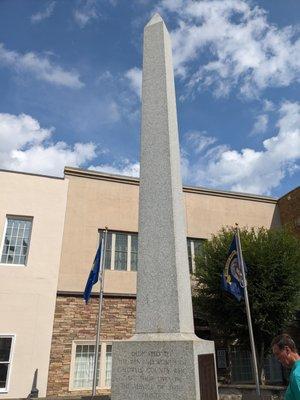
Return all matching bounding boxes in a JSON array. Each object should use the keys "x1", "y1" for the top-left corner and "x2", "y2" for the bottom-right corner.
[{"x1": 146, "y1": 13, "x2": 164, "y2": 27}]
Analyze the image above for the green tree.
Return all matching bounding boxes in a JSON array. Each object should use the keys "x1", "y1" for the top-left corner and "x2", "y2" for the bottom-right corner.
[{"x1": 194, "y1": 226, "x2": 300, "y2": 382}]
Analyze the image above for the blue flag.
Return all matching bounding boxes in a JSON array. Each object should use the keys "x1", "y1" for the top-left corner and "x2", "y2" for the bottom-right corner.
[
  {"x1": 221, "y1": 234, "x2": 246, "y2": 301},
  {"x1": 83, "y1": 240, "x2": 102, "y2": 304}
]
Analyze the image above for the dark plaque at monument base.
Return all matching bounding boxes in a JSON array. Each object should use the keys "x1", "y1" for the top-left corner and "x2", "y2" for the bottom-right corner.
[{"x1": 198, "y1": 354, "x2": 218, "y2": 400}]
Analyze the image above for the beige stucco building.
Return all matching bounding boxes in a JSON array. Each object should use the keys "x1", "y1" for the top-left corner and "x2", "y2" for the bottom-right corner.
[
  {"x1": 58, "y1": 167, "x2": 280, "y2": 297},
  {"x1": 0, "y1": 166, "x2": 298, "y2": 398},
  {"x1": 0, "y1": 170, "x2": 68, "y2": 398}
]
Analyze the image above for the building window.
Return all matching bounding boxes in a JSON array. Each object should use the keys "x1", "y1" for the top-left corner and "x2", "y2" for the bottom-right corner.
[
  {"x1": 101, "y1": 231, "x2": 138, "y2": 272},
  {"x1": 216, "y1": 349, "x2": 227, "y2": 369},
  {"x1": 101, "y1": 231, "x2": 204, "y2": 273},
  {"x1": 231, "y1": 348, "x2": 253, "y2": 383},
  {"x1": 187, "y1": 238, "x2": 205, "y2": 273},
  {"x1": 0, "y1": 336, "x2": 14, "y2": 393},
  {"x1": 1, "y1": 217, "x2": 33, "y2": 265},
  {"x1": 264, "y1": 355, "x2": 283, "y2": 383},
  {"x1": 105, "y1": 345, "x2": 112, "y2": 387},
  {"x1": 71, "y1": 341, "x2": 112, "y2": 390},
  {"x1": 73, "y1": 344, "x2": 100, "y2": 389},
  {"x1": 231, "y1": 347, "x2": 283, "y2": 384},
  {"x1": 114, "y1": 233, "x2": 127, "y2": 271}
]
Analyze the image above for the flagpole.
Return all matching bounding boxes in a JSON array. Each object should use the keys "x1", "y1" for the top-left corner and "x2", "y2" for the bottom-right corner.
[
  {"x1": 235, "y1": 225, "x2": 261, "y2": 398},
  {"x1": 92, "y1": 227, "x2": 108, "y2": 397}
]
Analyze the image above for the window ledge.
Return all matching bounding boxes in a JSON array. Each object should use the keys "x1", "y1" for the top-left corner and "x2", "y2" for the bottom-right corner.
[
  {"x1": 219, "y1": 383, "x2": 286, "y2": 389},
  {"x1": 0, "y1": 263, "x2": 26, "y2": 267},
  {"x1": 107, "y1": 269, "x2": 137, "y2": 272},
  {"x1": 69, "y1": 387, "x2": 105, "y2": 391}
]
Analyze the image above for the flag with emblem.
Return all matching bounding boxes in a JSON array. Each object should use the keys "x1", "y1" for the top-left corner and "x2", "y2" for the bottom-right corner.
[{"x1": 221, "y1": 234, "x2": 246, "y2": 301}]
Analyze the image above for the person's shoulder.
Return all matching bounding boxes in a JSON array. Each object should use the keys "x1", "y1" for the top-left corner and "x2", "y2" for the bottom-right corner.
[
  {"x1": 293, "y1": 360, "x2": 300, "y2": 379},
  {"x1": 295, "y1": 360, "x2": 300, "y2": 371}
]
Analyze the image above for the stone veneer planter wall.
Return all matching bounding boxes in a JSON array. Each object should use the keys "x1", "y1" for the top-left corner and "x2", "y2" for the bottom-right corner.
[
  {"x1": 47, "y1": 295, "x2": 136, "y2": 397},
  {"x1": 219, "y1": 384, "x2": 286, "y2": 399}
]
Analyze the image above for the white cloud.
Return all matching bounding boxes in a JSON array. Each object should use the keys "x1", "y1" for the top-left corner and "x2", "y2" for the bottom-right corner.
[
  {"x1": 73, "y1": 0, "x2": 100, "y2": 28},
  {"x1": 106, "y1": 101, "x2": 121, "y2": 123},
  {"x1": 89, "y1": 160, "x2": 140, "y2": 177},
  {"x1": 31, "y1": 1, "x2": 56, "y2": 24},
  {"x1": 186, "y1": 131, "x2": 217, "y2": 153},
  {"x1": 98, "y1": 68, "x2": 141, "y2": 121},
  {"x1": 0, "y1": 113, "x2": 51, "y2": 153},
  {"x1": 180, "y1": 149, "x2": 191, "y2": 182},
  {"x1": 183, "y1": 101, "x2": 300, "y2": 195},
  {"x1": 96, "y1": 70, "x2": 113, "y2": 83},
  {"x1": 263, "y1": 99, "x2": 276, "y2": 112},
  {"x1": 0, "y1": 43, "x2": 84, "y2": 88},
  {"x1": 251, "y1": 114, "x2": 268, "y2": 135},
  {"x1": 158, "y1": 0, "x2": 300, "y2": 97},
  {"x1": 8, "y1": 142, "x2": 96, "y2": 177},
  {"x1": 125, "y1": 67, "x2": 142, "y2": 99},
  {"x1": 0, "y1": 113, "x2": 96, "y2": 176}
]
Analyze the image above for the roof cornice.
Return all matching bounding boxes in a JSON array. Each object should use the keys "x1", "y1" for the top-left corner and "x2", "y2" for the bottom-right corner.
[
  {"x1": 0, "y1": 168, "x2": 64, "y2": 180},
  {"x1": 64, "y1": 166, "x2": 278, "y2": 204}
]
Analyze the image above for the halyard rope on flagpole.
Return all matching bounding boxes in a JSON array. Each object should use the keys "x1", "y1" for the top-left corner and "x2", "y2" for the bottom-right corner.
[
  {"x1": 235, "y1": 223, "x2": 261, "y2": 398},
  {"x1": 92, "y1": 227, "x2": 108, "y2": 397}
]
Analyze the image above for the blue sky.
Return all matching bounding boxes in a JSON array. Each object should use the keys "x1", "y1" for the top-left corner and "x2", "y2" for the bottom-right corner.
[{"x1": 0, "y1": 0, "x2": 299, "y2": 197}]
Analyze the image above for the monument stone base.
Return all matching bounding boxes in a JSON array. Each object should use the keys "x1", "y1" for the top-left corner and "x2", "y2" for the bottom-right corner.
[{"x1": 111, "y1": 333, "x2": 218, "y2": 400}]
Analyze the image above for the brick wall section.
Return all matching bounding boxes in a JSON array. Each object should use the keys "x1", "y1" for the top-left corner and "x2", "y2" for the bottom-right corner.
[
  {"x1": 278, "y1": 187, "x2": 300, "y2": 349},
  {"x1": 278, "y1": 187, "x2": 300, "y2": 239},
  {"x1": 47, "y1": 295, "x2": 136, "y2": 397}
]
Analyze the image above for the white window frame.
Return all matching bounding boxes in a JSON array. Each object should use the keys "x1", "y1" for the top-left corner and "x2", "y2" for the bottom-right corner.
[
  {"x1": 189, "y1": 239, "x2": 196, "y2": 273},
  {"x1": 0, "y1": 334, "x2": 16, "y2": 393},
  {"x1": 69, "y1": 340, "x2": 112, "y2": 391},
  {"x1": 0, "y1": 215, "x2": 33, "y2": 267},
  {"x1": 103, "y1": 231, "x2": 138, "y2": 272},
  {"x1": 187, "y1": 238, "x2": 205, "y2": 273}
]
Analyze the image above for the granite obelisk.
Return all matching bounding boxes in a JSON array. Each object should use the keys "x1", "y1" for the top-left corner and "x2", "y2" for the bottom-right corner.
[
  {"x1": 136, "y1": 12, "x2": 194, "y2": 335},
  {"x1": 111, "y1": 14, "x2": 218, "y2": 400}
]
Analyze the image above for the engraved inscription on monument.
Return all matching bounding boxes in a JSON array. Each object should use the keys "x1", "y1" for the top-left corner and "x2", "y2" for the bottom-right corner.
[{"x1": 112, "y1": 341, "x2": 197, "y2": 400}]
